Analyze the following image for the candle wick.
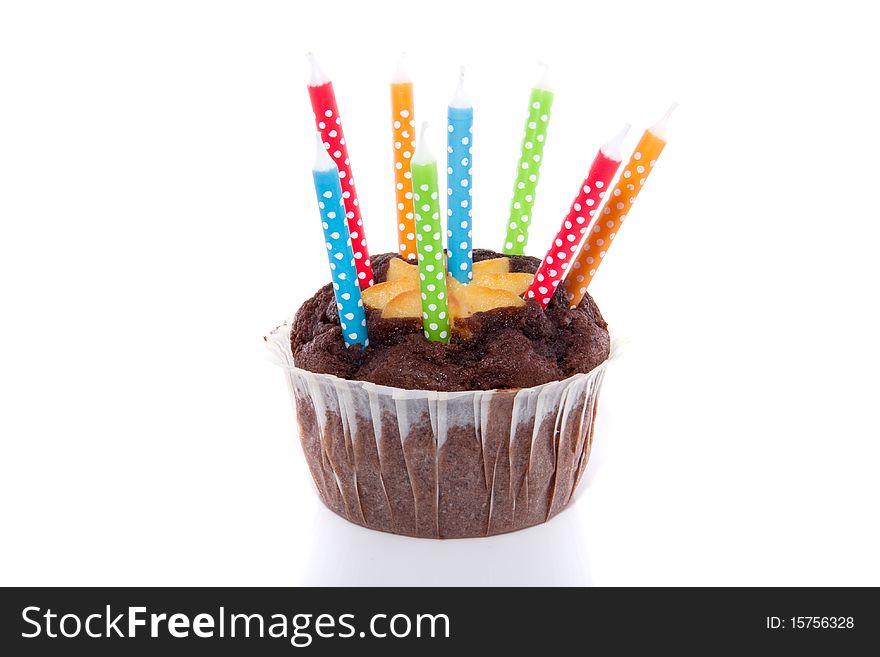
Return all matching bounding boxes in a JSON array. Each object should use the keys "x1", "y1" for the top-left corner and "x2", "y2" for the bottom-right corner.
[
  {"x1": 313, "y1": 133, "x2": 336, "y2": 172},
  {"x1": 601, "y1": 123, "x2": 631, "y2": 161},
  {"x1": 306, "y1": 52, "x2": 330, "y2": 86},
  {"x1": 649, "y1": 102, "x2": 679, "y2": 140},
  {"x1": 393, "y1": 52, "x2": 411, "y2": 83},
  {"x1": 412, "y1": 121, "x2": 435, "y2": 165},
  {"x1": 535, "y1": 61, "x2": 552, "y2": 91},
  {"x1": 450, "y1": 67, "x2": 471, "y2": 109}
]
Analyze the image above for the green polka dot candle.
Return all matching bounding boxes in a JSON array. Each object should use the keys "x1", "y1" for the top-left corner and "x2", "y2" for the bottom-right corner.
[
  {"x1": 503, "y1": 65, "x2": 554, "y2": 255},
  {"x1": 411, "y1": 123, "x2": 450, "y2": 343}
]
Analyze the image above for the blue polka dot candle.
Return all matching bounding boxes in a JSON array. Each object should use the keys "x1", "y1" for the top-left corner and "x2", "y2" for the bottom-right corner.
[
  {"x1": 411, "y1": 123, "x2": 451, "y2": 343},
  {"x1": 446, "y1": 68, "x2": 473, "y2": 284},
  {"x1": 311, "y1": 134, "x2": 368, "y2": 348}
]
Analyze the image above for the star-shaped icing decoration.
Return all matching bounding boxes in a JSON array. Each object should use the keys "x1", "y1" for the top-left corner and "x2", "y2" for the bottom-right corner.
[{"x1": 361, "y1": 257, "x2": 534, "y2": 327}]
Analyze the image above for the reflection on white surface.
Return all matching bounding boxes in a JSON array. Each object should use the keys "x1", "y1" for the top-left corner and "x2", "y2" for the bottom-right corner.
[
  {"x1": 290, "y1": 390, "x2": 617, "y2": 587},
  {"x1": 295, "y1": 502, "x2": 591, "y2": 587}
]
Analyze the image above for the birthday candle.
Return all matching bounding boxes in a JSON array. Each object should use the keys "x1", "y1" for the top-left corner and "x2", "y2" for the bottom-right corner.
[
  {"x1": 411, "y1": 123, "x2": 450, "y2": 343},
  {"x1": 307, "y1": 53, "x2": 374, "y2": 288},
  {"x1": 311, "y1": 135, "x2": 368, "y2": 348},
  {"x1": 564, "y1": 104, "x2": 677, "y2": 307},
  {"x1": 525, "y1": 125, "x2": 630, "y2": 308},
  {"x1": 503, "y1": 64, "x2": 554, "y2": 255},
  {"x1": 391, "y1": 54, "x2": 418, "y2": 261},
  {"x1": 446, "y1": 67, "x2": 473, "y2": 284}
]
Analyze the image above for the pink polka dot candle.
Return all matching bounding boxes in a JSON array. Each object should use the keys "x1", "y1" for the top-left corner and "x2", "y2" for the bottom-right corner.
[
  {"x1": 525, "y1": 125, "x2": 629, "y2": 309},
  {"x1": 307, "y1": 53, "x2": 374, "y2": 288}
]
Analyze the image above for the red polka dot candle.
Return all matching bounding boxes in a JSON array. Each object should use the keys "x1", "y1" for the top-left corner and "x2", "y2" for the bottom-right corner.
[
  {"x1": 307, "y1": 53, "x2": 374, "y2": 288},
  {"x1": 525, "y1": 125, "x2": 629, "y2": 309},
  {"x1": 564, "y1": 104, "x2": 677, "y2": 307}
]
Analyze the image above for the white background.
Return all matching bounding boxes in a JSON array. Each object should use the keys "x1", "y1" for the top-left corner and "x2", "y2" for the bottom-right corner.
[{"x1": 1, "y1": 0, "x2": 878, "y2": 586}]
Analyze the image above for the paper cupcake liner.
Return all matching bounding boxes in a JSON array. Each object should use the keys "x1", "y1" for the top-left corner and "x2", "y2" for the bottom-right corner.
[{"x1": 266, "y1": 319, "x2": 618, "y2": 539}]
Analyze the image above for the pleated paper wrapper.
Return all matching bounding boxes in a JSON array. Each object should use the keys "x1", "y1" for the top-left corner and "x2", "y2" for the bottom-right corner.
[{"x1": 266, "y1": 320, "x2": 618, "y2": 539}]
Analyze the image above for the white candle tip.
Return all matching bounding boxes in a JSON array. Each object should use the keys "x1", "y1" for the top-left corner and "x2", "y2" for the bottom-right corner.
[
  {"x1": 449, "y1": 66, "x2": 471, "y2": 109},
  {"x1": 649, "y1": 102, "x2": 678, "y2": 140},
  {"x1": 534, "y1": 61, "x2": 552, "y2": 91},
  {"x1": 306, "y1": 52, "x2": 330, "y2": 87},
  {"x1": 411, "y1": 121, "x2": 435, "y2": 165},
  {"x1": 600, "y1": 123, "x2": 631, "y2": 161},
  {"x1": 313, "y1": 133, "x2": 337, "y2": 172},
  {"x1": 392, "y1": 52, "x2": 411, "y2": 83}
]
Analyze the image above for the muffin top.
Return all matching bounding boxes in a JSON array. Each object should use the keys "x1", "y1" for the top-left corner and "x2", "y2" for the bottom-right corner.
[{"x1": 291, "y1": 248, "x2": 610, "y2": 392}]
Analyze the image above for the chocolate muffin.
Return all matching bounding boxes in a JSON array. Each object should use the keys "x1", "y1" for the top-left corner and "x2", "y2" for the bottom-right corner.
[
  {"x1": 269, "y1": 248, "x2": 614, "y2": 539},
  {"x1": 291, "y1": 249, "x2": 610, "y2": 391}
]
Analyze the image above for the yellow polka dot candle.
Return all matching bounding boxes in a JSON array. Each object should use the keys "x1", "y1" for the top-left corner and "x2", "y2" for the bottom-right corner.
[
  {"x1": 503, "y1": 64, "x2": 554, "y2": 255},
  {"x1": 564, "y1": 104, "x2": 677, "y2": 307},
  {"x1": 411, "y1": 123, "x2": 450, "y2": 343},
  {"x1": 391, "y1": 54, "x2": 417, "y2": 261}
]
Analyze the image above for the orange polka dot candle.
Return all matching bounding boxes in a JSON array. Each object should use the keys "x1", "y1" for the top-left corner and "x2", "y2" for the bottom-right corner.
[
  {"x1": 564, "y1": 104, "x2": 677, "y2": 307},
  {"x1": 525, "y1": 124, "x2": 629, "y2": 309},
  {"x1": 391, "y1": 54, "x2": 417, "y2": 261},
  {"x1": 307, "y1": 53, "x2": 374, "y2": 288}
]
